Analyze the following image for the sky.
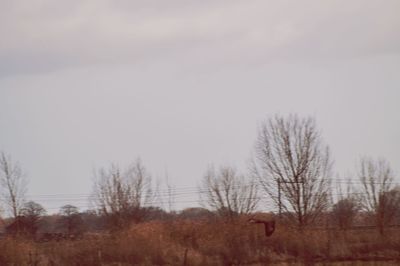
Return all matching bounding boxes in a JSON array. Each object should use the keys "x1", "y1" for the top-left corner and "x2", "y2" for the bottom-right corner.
[{"x1": 1, "y1": 0, "x2": 400, "y2": 214}]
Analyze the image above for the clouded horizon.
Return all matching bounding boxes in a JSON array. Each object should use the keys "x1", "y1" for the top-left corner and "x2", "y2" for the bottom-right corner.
[{"x1": 1, "y1": 0, "x2": 400, "y2": 213}]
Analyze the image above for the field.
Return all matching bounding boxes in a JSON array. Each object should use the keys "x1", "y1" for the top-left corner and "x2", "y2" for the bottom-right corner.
[{"x1": 1, "y1": 216, "x2": 400, "y2": 266}]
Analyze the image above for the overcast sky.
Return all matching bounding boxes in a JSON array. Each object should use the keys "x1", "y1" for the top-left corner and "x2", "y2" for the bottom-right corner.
[{"x1": 1, "y1": 0, "x2": 399, "y2": 213}]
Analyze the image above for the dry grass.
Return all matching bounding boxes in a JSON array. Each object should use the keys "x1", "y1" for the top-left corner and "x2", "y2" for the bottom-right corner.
[{"x1": 1, "y1": 217, "x2": 400, "y2": 265}]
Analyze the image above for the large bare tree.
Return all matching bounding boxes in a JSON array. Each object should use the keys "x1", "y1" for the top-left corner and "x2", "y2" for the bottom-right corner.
[
  {"x1": 0, "y1": 151, "x2": 27, "y2": 218},
  {"x1": 252, "y1": 115, "x2": 332, "y2": 227},
  {"x1": 358, "y1": 157, "x2": 399, "y2": 234},
  {"x1": 92, "y1": 159, "x2": 155, "y2": 228},
  {"x1": 200, "y1": 166, "x2": 258, "y2": 219}
]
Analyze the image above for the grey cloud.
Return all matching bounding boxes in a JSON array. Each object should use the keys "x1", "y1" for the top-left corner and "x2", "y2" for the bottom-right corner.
[{"x1": 1, "y1": 0, "x2": 400, "y2": 77}]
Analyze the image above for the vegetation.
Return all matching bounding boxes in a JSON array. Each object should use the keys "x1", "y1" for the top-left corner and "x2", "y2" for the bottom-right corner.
[
  {"x1": 252, "y1": 115, "x2": 332, "y2": 227},
  {"x1": 1, "y1": 214, "x2": 400, "y2": 265},
  {"x1": 200, "y1": 165, "x2": 259, "y2": 219},
  {"x1": 1, "y1": 114, "x2": 399, "y2": 265}
]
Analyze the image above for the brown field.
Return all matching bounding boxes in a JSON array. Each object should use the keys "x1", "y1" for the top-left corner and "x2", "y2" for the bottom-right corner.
[{"x1": 1, "y1": 216, "x2": 400, "y2": 266}]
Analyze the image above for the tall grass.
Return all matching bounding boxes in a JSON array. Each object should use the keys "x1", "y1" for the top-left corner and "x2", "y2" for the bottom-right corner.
[{"x1": 1, "y1": 216, "x2": 399, "y2": 265}]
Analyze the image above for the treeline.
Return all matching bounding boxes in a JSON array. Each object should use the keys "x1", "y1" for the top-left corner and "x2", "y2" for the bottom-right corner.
[{"x1": 1, "y1": 114, "x2": 399, "y2": 237}]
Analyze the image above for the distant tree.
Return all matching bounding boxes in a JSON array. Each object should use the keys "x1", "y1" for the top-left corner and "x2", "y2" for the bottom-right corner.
[
  {"x1": 80, "y1": 210, "x2": 106, "y2": 231},
  {"x1": 58, "y1": 204, "x2": 84, "y2": 235},
  {"x1": 92, "y1": 159, "x2": 155, "y2": 229},
  {"x1": 358, "y1": 157, "x2": 399, "y2": 235},
  {"x1": 0, "y1": 151, "x2": 27, "y2": 218},
  {"x1": 142, "y1": 206, "x2": 171, "y2": 221},
  {"x1": 179, "y1": 207, "x2": 215, "y2": 220},
  {"x1": 382, "y1": 187, "x2": 400, "y2": 223},
  {"x1": 331, "y1": 179, "x2": 361, "y2": 229},
  {"x1": 19, "y1": 201, "x2": 46, "y2": 237},
  {"x1": 252, "y1": 115, "x2": 332, "y2": 227},
  {"x1": 200, "y1": 166, "x2": 258, "y2": 219},
  {"x1": 388, "y1": 186, "x2": 400, "y2": 225},
  {"x1": 332, "y1": 197, "x2": 360, "y2": 229}
]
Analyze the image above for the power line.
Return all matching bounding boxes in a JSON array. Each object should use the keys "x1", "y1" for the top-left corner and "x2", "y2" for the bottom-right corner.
[{"x1": 2, "y1": 178, "x2": 396, "y2": 213}]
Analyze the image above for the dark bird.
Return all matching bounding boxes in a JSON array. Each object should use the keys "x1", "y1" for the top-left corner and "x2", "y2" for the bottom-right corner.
[{"x1": 248, "y1": 218, "x2": 275, "y2": 237}]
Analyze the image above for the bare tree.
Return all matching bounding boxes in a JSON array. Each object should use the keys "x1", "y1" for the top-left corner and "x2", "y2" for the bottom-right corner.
[
  {"x1": 126, "y1": 159, "x2": 155, "y2": 220},
  {"x1": 92, "y1": 159, "x2": 155, "y2": 228},
  {"x1": 200, "y1": 166, "x2": 258, "y2": 219},
  {"x1": 20, "y1": 201, "x2": 46, "y2": 237},
  {"x1": 358, "y1": 157, "x2": 399, "y2": 234},
  {"x1": 252, "y1": 115, "x2": 332, "y2": 227},
  {"x1": 0, "y1": 151, "x2": 27, "y2": 218}
]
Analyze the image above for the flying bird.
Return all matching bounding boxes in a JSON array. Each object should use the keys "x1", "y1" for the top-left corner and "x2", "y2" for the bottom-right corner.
[{"x1": 248, "y1": 218, "x2": 276, "y2": 237}]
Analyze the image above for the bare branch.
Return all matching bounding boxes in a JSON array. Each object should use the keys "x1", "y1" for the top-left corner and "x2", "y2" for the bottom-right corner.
[
  {"x1": 92, "y1": 159, "x2": 155, "y2": 228},
  {"x1": 200, "y1": 165, "x2": 259, "y2": 219},
  {"x1": 252, "y1": 115, "x2": 332, "y2": 227},
  {"x1": 358, "y1": 157, "x2": 397, "y2": 234},
  {"x1": 0, "y1": 151, "x2": 27, "y2": 218}
]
